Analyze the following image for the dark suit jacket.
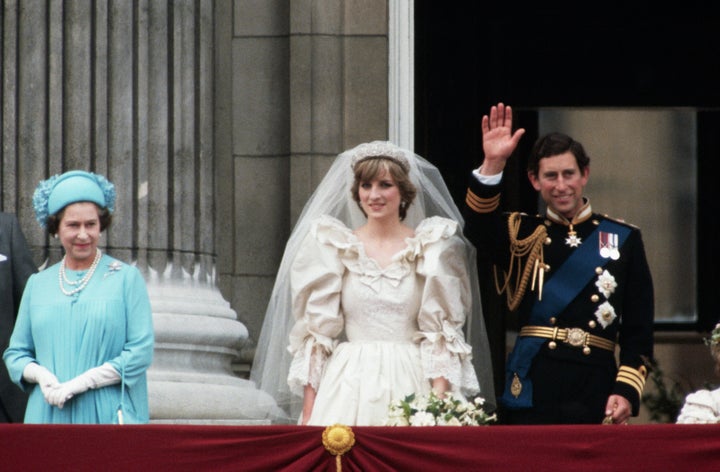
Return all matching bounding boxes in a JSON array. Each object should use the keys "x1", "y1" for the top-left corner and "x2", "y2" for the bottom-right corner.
[
  {"x1": 0, "y1": 212, "x2": 37, "y2": 422},
  {"x1": 464, "y1": 176, "x2": 654, "y2": 417}
]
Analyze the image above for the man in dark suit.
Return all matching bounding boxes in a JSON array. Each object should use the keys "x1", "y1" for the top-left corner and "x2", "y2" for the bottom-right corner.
[
  {"x1": 463, "y1": 103, "x2": 654, "y2": 425},
  {"x1": 0, "y1": 212, "x2": 37, "y2": 422}
]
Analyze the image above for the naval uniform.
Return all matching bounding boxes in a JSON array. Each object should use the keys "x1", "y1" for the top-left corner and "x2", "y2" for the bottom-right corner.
[{"x1": 464, "y1": 174, "x2": 654, "y2": 424}]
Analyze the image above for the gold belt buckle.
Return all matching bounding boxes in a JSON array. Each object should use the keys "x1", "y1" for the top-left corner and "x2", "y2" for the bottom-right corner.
[{"x1": 564, "y1": 328, "x2": 587, "y2": 347}]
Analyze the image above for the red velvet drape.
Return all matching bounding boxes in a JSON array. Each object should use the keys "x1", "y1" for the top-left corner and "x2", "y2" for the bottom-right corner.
[{"x1": 3, "y1": 424, "x2": 719, "y2": 471}]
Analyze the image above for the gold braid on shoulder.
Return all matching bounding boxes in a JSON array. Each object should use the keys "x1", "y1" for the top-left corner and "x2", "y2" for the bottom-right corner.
[{"x1": 494, "y1": 212, "x2": 548, "y2": 311}]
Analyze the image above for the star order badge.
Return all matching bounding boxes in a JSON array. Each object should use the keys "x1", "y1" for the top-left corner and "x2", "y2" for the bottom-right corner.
[{"x1": 565, "y1": 230, "x2": 582, "y2": 247}]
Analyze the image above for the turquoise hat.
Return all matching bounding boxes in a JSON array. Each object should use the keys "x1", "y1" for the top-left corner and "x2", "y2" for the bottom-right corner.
[{"x1": 32, "y1": 170, "x2": 116, "y2": 227}]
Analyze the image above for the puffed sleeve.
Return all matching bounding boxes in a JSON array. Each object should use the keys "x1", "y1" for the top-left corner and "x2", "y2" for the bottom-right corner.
[
  {"x1": 676, "y1": 388, "x2": 720, "y2": 424},
  {"x1": 414, "y1": 217, "x2": 480, "y2": 395},
  {"x1": 286, "y1": 216, "x2": 349, "y2": 397}
]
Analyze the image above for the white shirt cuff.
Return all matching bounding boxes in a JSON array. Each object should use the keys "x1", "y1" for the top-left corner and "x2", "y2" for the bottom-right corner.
[{"x1": 472, "y1": 167, "x2": 502, "y2": 186}]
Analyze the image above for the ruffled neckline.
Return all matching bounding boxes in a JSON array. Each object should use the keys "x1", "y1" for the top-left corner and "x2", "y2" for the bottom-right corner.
[{"x1": 310, "y1": 215, "x2": 457, "y2": 291}]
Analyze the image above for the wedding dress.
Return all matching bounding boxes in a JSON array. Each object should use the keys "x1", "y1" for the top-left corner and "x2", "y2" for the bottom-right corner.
[{"x1": 286, "y1": 215, "x2": 480, "y2": 425}]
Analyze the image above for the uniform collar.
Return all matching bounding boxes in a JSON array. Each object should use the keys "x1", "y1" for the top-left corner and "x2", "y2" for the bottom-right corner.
[{"x1": 545, "y1": 198, "x2": 592, "y2": 226}]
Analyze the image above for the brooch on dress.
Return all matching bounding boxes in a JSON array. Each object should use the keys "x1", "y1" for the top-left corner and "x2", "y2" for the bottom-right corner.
[{"x1": 104, "y1": 261, "x2": 124, "y2": 278}]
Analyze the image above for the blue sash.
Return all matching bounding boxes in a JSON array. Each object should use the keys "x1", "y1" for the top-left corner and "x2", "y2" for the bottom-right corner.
[{"x1": 500, "y1": 220, "x2": 631, "y2": 409}]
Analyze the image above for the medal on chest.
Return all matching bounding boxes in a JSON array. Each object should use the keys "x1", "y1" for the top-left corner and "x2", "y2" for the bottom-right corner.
[
  {"x1": 599, "y1": 231, "x2": 620, "y2": 260},
  {"x1": 546, "y1": 199, "x2": 592, "y2": 250},
  {"x1": 564, "y1": 224, "x2": 582, "y2": 248}
]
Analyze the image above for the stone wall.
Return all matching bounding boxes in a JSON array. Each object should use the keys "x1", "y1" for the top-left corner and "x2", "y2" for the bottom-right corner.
[{"x1": 214, "y1": 0, "x2": 391, "y2": 373}]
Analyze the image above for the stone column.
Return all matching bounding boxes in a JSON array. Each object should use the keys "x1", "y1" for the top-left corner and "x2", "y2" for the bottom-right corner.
[{"x1": 1, "y1": 0, "x2": 279, "y2": 423}]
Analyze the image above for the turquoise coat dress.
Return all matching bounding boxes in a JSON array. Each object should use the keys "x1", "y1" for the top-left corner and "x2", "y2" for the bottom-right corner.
[{"x1": 3, "y1": 253, "x2": 154, "y2": 424}]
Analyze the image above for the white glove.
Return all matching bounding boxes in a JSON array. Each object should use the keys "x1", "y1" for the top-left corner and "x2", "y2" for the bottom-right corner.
[
  {"x1": 46, "y1": 363, "x2": 121, "y2": 409},
  {"x1": 46, "y1": 376, "x2": 92, "y2": 408},
  {"x1": 22, "y1": 363, "x2": 60, "y2": 403}
]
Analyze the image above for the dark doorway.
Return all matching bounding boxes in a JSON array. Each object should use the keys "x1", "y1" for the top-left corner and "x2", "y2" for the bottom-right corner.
[{"x1": 415, "y1": 5, "x2": 720, "y2": 202}]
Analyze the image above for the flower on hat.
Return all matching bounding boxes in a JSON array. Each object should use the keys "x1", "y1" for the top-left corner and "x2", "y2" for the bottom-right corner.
[
  {"x1": 32, "y1": 174, "x2": 60, "y2": 227},
  {"x1": 32, "y1": 170, "x2": 116, "y2": 227},
  {"x1": 93, "y1": 173, "x2": 116, "y2": 213}
]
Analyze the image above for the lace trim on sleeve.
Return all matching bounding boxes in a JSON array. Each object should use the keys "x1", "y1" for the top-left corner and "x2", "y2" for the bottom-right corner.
[
  {"x1": 418, "y1": 325, "x2": 480, "y2": 395},
  {"x1": 287, "y1": 339, "x2": 332, "y2": 397}
]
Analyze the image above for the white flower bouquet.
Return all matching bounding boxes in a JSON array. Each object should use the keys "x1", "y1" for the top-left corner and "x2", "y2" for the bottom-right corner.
[{"x1": 385, "y1": 390, "x2": 497, "y2": 426}]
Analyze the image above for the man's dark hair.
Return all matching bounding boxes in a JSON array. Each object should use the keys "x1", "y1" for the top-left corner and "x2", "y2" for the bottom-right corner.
[{"x1": 527, "y1": 132, "x2": 591, "y2": 176}]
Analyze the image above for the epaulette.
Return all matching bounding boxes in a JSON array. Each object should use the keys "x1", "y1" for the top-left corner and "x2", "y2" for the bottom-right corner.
[{"x1": 598, "y1": 213, "x2": 640, "y2": 230}]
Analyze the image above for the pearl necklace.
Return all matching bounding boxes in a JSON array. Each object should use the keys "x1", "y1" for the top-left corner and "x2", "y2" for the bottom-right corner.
[{"x1": 58, "y1": 249, "x2": 102, "y2": 296}]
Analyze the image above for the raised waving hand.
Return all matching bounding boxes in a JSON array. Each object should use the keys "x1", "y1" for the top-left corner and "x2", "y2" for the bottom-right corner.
[{"x1": 479, "y1": 102, "x2": 525, "y2": 175}]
